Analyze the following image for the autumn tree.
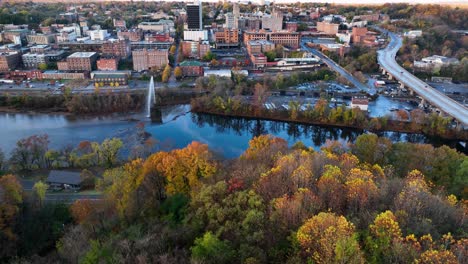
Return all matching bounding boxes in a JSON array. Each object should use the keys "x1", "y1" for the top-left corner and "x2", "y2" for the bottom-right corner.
[
  {"x1": 0, "y1": 175, "x2": 23, "y2": 258},
  {"x1": 344, "y1": 168, "x2": 379, "y2": 214},
  {"x1": 32, "y1": 181, "x2": 48, "y2": 207},
  {"x1": 364, "y1": 210, "x2": 417, "y2": 263},
  {"x1": 317, "y1": 165, "x2": 345, "y2": 213},
  {"x1": 252, "y1": 83, "x2": 268, "y2": 116},
  {"x1": 101, "y1": 159, "x2": 144, "y2": 220},
  {"x1": 174, "y1": 66, "x2": 183, "y2": 80},
  {"x1": 352, "y1": 133, "x2": 392, "y2": 165},
  {"x1": 10, "y1": 134, "x2": 49, "y2": 170},
  {"x1": 241, "y1": 135, "x2": 287, "y2": 163},
  {"x1": 99, "y1": 138, "x2": 123, "y2": 168},
  {"x1": 190, "y1": 181, "x2": 266, "y2": 262},
  {"x1": 144, "y1": 141, "x2": 216, "y2": 196},
  {"x1": 161, "y1": 65, "x2": 171, "y2": 83},
  {"x1": 416, "y1": 249, "x2": 458, "y2": 264},
  {"x1": 296, "y1": 212, "x2": 363, "y2": 264},
  {"x1": 80, "y1": 169, "x2": 96, "y2": 190}
]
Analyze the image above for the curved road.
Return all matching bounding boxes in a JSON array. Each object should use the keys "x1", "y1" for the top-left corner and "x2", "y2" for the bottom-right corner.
[
  {"x1": 378, "y1": 32, "x2": 468, "y2": 126},
  {"x1": 301, "y1": 41, "x2": 374, "y2": 94}
]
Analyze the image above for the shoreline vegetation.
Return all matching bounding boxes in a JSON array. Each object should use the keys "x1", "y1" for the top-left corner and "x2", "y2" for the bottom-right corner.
[
  {"x1": 191, "y1": 95, "x2": 468, "y2": 141},
  {"x1": 1, "y1": 90, "x2": 466, "y2": 141},
  {"x1": 0, "y1": 89, "x2": 202, "y2": 115}
]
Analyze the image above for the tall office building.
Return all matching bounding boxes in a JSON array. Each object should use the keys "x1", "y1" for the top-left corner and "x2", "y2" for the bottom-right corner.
[{"x1": 187, "y1": 1, "x2": 202, "y2": 30}]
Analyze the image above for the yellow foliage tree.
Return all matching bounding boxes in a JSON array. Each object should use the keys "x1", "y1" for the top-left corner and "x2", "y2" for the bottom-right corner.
[
  {"x1": 144, "y1": 142, "x2": 216, "y2": 196},
  {"x1": 297, "y1": 212, "x2": 363, "y2": 264},
  {"x1": 416, "y1": 250, "x2": 458, "y2": 264},
  {"x1": 370, "y1": 210, "x2": 402, "y2": 241}
]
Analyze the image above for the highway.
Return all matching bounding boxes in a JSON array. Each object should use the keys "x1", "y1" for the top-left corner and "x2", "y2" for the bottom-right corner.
[
  {"x1": 378, "y1": 32, "x2": 468, "y2": 125},
  {"x1": 301, "y1": 41, "x2": 374, "y2": 94}
]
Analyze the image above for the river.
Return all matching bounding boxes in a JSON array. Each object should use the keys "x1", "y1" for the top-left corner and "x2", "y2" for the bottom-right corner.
[{"x1": 0, "y1": 105, "x2": 463, "y2": 158}]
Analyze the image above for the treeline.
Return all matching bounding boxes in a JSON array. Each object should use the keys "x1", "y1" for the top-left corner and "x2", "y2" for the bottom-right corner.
[
  {"x1": 0, "y1": 92, "x2": 145, "y2": 114},
  {"x1": 2, "y1": 134, "x2": 466, "y2": 263},
  {"x1": 194, "y1": 68, "x2": 335, "y2": 95},
  {"x1": 398, "y1": 26, "x2": 467, "y2": 82},
  {"x1": 66, "y1": 92, "x2": 144, "y2": 114},
  {"x1": 325, "y1": 46, "x2": 379, "y2": 78},
  {"x1": 191, "y1": 92, "x2": 467, "y2": 140}
]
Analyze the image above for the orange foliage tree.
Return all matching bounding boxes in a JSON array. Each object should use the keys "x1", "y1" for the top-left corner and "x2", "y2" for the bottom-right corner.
[{"x1": 144, "y1": 141, "x2": 216, "y2": 196}]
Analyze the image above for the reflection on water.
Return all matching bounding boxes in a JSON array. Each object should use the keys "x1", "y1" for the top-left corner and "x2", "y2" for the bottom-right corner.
[{"x1": 0, "y1": 105, "x2": 463, "y2": 159}]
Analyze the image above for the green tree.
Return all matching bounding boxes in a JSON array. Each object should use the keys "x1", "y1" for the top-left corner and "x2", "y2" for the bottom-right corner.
[
  {"x1": 32, "y1": 181, "x2": 48, "y2": 207},
  {"x1": 38, "y1": 63, "x2": 48, "y2": 71},
  {"x1": 352, "y1": 133, "x2": 392, "y2": 165},
  {"x1": 99, "y1": 138, "x2": 123, "y2": 168},
  {"x1": 191, "y1": 232, "x2": 235, "y2": 264},
  {"x1": 190, "y1": 181, "x2": 266, "y2": 262}
]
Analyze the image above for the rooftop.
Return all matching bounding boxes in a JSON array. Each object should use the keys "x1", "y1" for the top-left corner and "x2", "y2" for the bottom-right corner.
[
  {"x1": 91, "y1": 70, "x2": 131, "y2": 78},
  {"x1": 180, "y1": 60, "x2": 203, "y2": 67},
  {"x1": 68, "y1": 52, "x2": 97, "y2": 58},
  {"x1": 47, "y1": 170, "x2": 81, "y2": 185},
  {"x1": 31, "y1": 44, "x2": 49, "y2": 49},
  {"x1": 249, "y1": 40, "x2": 274, "y2": 45}
]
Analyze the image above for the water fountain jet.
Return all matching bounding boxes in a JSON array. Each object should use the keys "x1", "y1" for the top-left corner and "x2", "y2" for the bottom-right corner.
[{"x1": 146, "y1": 76, "x2": 156, "y2": 118}]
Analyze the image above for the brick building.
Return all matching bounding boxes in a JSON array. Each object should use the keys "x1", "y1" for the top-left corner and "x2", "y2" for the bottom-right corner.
[
  {"x1": 144, "y1": 32, "x2": 173, "y2": 43},
  {"x1": 181, "y1": 41, "x2": 210, "y2": 59},
  {"x1": 91, "y1": 71, "x2": 130, "y2": 86},
  {"x1": 351, "y1": 27, "x2": 377, "y2": 46},
  {"x1": 97, "y1": 58, "x2": 119, "y2": 71},
  {"x1": 117, "y1": 30, "x2": 143, "y2": 42},
  {"x1": 132, "y1": 49, "x2": 169, "y2": 71},
  {"x1": 179, "y1": 60, "x2": 204, "y2": 77},
  {"x1": 58, "y1": 52, "x2": 98, "y2": 71},
  {"x1": 285, "y1": 22, "x2": 298, "y2": 32},
  {"x1": 351, "y1": 27, "x2": 368, "y2": 43},
  {"x1": 0, "y1": 52, "x2": 21, "y2": 72},
  {"x1": 246, "y1": 40, "x2": 275, "y2": 55},
  {"x1": 214, "y1": 29, "x2": 239, "y2": 48},
  {"x1": 243, "y1": 31, "x2": 300, "y2": 49},
  {"x1": 316, "y1": 22, "x2": 339, "y2": 35},
  {"x1": 250, "y1": 54, "x2": 267, "y2": 69},
  {"x1": 42, "y1": 71, "x2": 88, "y2": 80},
  {"x1": 8, "y1": 70, "x2": 43, "y2": 80},
  {"x1": 101, "y1": 39, "x2": 131, "y2": 58}
]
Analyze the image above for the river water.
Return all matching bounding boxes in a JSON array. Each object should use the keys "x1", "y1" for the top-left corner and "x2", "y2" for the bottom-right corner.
[{"x1": 0, "y1": 105, "x2": 463, "y2": 158}]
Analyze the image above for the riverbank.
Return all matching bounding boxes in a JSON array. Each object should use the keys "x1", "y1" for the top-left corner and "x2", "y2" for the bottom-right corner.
[
  {"x1": 191, "y1": 101, "x2": 468, "y2": 141},
  {"x1": 0, "y1": 88, "x2": 206, "y2": 115}
]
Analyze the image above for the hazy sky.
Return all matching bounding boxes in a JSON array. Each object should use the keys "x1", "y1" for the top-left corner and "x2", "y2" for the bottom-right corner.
[{"x1": 191, "y1": 0, "x2": 466, "y2": 3}]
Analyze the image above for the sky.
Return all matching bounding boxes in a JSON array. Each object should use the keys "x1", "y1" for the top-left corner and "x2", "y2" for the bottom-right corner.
[{"x1": 173, "y1": 0, "x2": 466, "y2": 2}]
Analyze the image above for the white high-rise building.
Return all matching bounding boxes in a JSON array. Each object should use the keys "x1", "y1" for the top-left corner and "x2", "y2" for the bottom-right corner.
[
  {"x1": 224, "y1": 13, "x2": 236, "y2": 29},
  {"x1": 233, "y1": 2, "x2": 240, "y2": 18}
]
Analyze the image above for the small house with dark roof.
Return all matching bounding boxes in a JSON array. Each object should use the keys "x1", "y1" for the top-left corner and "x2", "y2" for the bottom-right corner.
[{"x1": 46, "y1": 170, "x2": 81, "y2": 190}]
